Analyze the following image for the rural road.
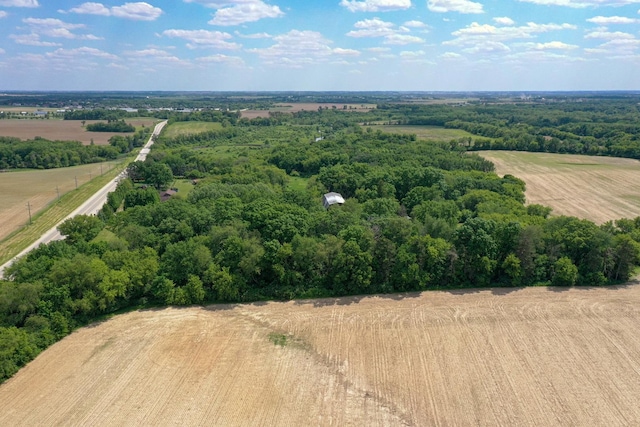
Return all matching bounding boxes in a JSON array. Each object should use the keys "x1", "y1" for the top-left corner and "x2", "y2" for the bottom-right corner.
[{"x1": 0, "y1": 120, "x2": 167, "y2": 279}]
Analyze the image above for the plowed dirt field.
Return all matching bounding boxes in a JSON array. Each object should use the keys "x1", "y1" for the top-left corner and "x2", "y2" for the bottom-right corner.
[
  {"x1": 478, "y1": 151, "x2": 640, "y2": 224},
  {"x1": 3, "y1": 285, "x2": 640, "y2": 426}
]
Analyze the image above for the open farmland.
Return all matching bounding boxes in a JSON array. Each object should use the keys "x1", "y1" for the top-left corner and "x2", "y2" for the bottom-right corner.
[
  {"x1": 0, "y1": 162, "x2": 118, "y2": 241},
  {"x1": 478, "y1": 151, "x2": 640, "y2": 224},
  {"x1": 2, "y1": 286, "x2": 640, "y2": 426},
  {"x1": 240, "y1": 102, "x2": 376, "y2": 119},
  {"x1": 0, "y1": 119, "x2": 157, "y2": 145}
]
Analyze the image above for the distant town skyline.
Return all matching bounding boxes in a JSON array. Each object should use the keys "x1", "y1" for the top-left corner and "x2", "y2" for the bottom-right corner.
[{"x1": 1, "y1": 0, "x2": 639, "y2": 91}]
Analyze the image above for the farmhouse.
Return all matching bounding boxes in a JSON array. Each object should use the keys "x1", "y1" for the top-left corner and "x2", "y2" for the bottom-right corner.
[
  {"x1": 160, "y1": 189, "x2": 177, "y2": 202},
  {"x1": 322, "y1": 192, "x2": 345, "y2": 209}
]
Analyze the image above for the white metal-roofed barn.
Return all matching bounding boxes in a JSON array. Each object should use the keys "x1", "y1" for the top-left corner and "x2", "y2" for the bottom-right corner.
[{"x1": 322, "y1": 192, "x2": 345, "y2": 209}]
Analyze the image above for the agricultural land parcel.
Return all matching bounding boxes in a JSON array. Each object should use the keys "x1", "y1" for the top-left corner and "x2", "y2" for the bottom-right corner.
[
  {"x1": 2, "y1": 286, "x2": 640, "y2": 426},
  {"x1": 240, "y1": 102, "x2": 376, "y2": 119},
  {"x1": 0, "y1": 118, "x2": 156, "y2": 145},
  {"x1": 0, "y1": 162, "x2": 121, "y2": 243},
  {"x1": 478, "y1": 151, "x2": 640, "y2": 224}
]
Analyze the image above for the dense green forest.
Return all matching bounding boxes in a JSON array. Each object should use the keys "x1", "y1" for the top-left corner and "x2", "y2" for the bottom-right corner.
[{"x1": 3, "y1": 95, "x2": 640, "y2": 383}]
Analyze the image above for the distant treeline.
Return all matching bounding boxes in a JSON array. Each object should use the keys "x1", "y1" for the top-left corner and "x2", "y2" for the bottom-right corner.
[{"x1": 85, "y1": 120, "x2": 135, "y2": 133}]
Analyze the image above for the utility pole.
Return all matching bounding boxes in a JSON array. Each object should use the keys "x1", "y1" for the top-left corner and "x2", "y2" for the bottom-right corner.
[
  {"x1": 75, "y1": 176, "x2": 78, "y2": 189},
  {"x1": 56, "y1": 186, "x2": 60, "y2": 201},
  {"x1": 27, "y1": 201, "x2": 32, "y2": 225},
  {"x1": 101, "y1": 163, "x2": 103, "y2": 175}
]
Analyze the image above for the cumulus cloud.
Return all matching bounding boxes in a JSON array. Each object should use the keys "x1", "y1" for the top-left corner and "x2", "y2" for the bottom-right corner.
[
  {"x1": 0, "y1": 0, "x2": 38, "y2": 7},
  {"x1": 532, "y1": 41, "x2": 579, "y2": 49},
  {"x1": 585, "y1": 29, "x2": 635, "y2": 39},
  {"x1": 347, "y1": 17, "x2": 424, "y2": 44},
  {"x1": 197, "y1": 53, "x2": 245, "y2": 66},
  {"x1": 162, "y1": 29, "x2": 240, "y2": 49},
  {"x1": 67, "y1": 2, "x2": 163, "y2": 21},
  {"x1": 517, "y1": 0, "x2": 640, "y2": 7},
  {"x1": 446, "y1": 21, "x2": 576, "y2": 47},
  {"x1": 587, "y1": 16, "x2": 639, "y2": 24},
  {"x1": 234, "y1": 31, "x2": 273, "y2": 39},
  {"x1": 340, "y1": 0, "x2": 412, "y2": 12},
  {"x1": 12, "y1": 18, "x2": 102, "y2": 44},
  {"x1": 428, "y1": 0, "x2": 484, "y2": 14},
  {"x1": 0, "y1": 11, "x2": 7, "y2": 17},
  {"x1": 208, "y1": 1, "x2": 283, "y2": 26},
  {"x1": 493, "y1": 17, "x2": 515, "y2": 26},
  {"x1": 403, "y1": 20, "x2": 428, "y2": 28},
  {"x1": 10, "y1": 33, "x2": 62, "y2": 46},
  {"x1": 247, "y1": 30, "x2": 356, "y2": 67}
]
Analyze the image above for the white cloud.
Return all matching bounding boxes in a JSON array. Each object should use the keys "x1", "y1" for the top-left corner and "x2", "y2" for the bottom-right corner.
[
  {"x1": 384, "y1": 34, "x2": 424, "y2": 44},
  {"x1": 403, "y1": 20, "x2": 427, "y2": 28},
  {"x1": 10, "y1": 33, "x2": 62, "y2": 46},
  {"x1": 428, "y1": 0, "x2": 484, "y2": 14},
  {"x1": 333, "y1": 47, "x2": 361, "y2": 56},
  {"x1": 0, "y1": 0, "x2": 38, "y2": 7},
  {"x1": 517, "y1": 0, "x2": 640, "y2": 7},
  {"x1": 247, "y1": 30, "x2": 354, "y2": 67},
  {"x1": 162, "y1": 29, "x2": 240, "y2": 49},
  {"x1": 493, "y1": 17, "x2": 515, "y2": 26},
  {"x1": 347, "y1": 17, "x2": 424, "y2": 44},
  {"x1": 68, "y1": 2, "x2": 111, "y2": 15},
  {"x1": 111, "y1": 2, "x2": 163, "y2": 20},
  {"x1": 585, "y1": 29, "x2": 635, "y2": 39},
  {"x1": 49, "y1": 47, "x2": 118, "y2": 60},
  {"x1": 440, "y1": 51, "x2": 463, "y2": 59},
  {"x1": 208, "y1": 1, "x2": 283, "y2": 25},
  {"x1": 0, "y1": 48, "x2": 4, "y2": 53},
  {"x1": 197, "y1": 53, "x2": 245, "y2": 66},
  {"x1": 463, "y1": 41, "x2": 510, "y2": 53},
  {"x1": 587, "y1": 16, "x2": 639, "y2": 24},
  {"x1": 340, "y1": 0, "x2": 412, "y2": 12},
  {"x1": 234, "y1": 31, "x2": 273, "y2": 39},
  {"x1": 533, "y1": 41, "x2": 579, "y2": 49},
  {"x1": 66, "y1": 2, "x2": 163, "y2": 20},
  {"x1": 14, "y1": 18, "x2": 102, "y2": 42},
  {"x1": 0, "y1": 11, "x2": 7, "y2": 17},
  {"x1": 69, "y1": 2, "x2": 164, "y2": 21},
  {"x1": 446, "y1": 21, "x2": 577, "y2": 47},
  {"x1": 347, "y1": 17, "x2": 396, "y2": 37}
]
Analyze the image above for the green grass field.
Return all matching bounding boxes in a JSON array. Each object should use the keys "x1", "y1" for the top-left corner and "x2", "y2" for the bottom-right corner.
[
  {"x1": 162, "y1": 121, "x2": 223, "y2": 139},
  {"x1": 372, "y1": 125, "x2": 477, "y2": 141}
]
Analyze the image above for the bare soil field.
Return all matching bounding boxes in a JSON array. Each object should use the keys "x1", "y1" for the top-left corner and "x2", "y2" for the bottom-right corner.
[
  {"x1": 240, "y1": 102, "x2": 376, "y2": 119},
  {"x1": 478, "y1": 151, "x2": 640, "y2": 224},
  {"x1": 0, "y1": 162, "x2": 118, "y2": 241},
  {"x1": 0, "y1": 119, "x2": 157, "y2": 145},
  {"x1": 3, "y1": 285, "x2": 640, "y2": 426}
]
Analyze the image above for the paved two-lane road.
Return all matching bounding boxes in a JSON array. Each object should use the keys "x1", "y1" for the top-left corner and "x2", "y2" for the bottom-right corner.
[{"x1": 0, "y1": 120, "x2": 167, "y2": 279}]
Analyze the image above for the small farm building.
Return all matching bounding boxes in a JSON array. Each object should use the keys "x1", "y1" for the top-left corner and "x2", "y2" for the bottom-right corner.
[{"x1": 322, "y1": 192, "x2": 345, "y2": 209}]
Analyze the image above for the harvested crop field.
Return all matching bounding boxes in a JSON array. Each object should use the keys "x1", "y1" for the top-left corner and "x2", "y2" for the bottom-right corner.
[
  {"x1": 3, "y1": 285, "x2": 640, "y2": 426},
  {"x1": 0, "y1": 162, "x2": 118, "y2": 241},
  {"x1": 478, "y1": 150, "x2": 640, "y2": 224},
  {"x1": 0, "y1": 119, "x2": 157, "y2": 145}
]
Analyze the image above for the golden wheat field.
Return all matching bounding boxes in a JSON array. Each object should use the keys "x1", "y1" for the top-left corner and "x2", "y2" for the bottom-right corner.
[{"x1": 2, "y1": 285, "x2": 640, "y2": 426}]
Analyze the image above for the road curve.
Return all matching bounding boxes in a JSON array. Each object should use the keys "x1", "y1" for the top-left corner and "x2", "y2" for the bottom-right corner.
[{"x1": 0, "y1": 120, "x2": 167, "y2": 279}]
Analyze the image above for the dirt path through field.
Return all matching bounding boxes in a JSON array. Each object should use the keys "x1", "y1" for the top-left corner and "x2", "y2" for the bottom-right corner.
[
  {"x1": 3, "y1": 285, "x2": 640, "y2": 426},
  {"x1": 478, "y1": 151, "x2": 640, "y2": 223}
]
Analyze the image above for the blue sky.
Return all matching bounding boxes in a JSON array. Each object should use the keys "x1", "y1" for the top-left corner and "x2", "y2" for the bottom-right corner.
[{"x1": 1, "y1": 0, "x2": 639, "y2": 91}]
